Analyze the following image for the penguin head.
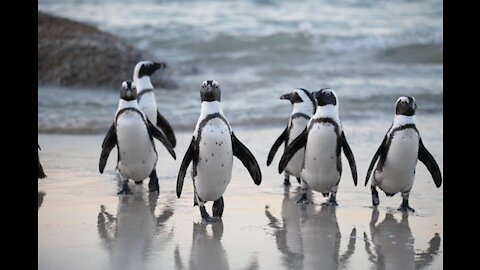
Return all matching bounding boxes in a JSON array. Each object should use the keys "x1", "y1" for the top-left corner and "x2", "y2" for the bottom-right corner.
[
  {"x1": 313, "y1": 88, "x2": 337, "y2": 107},
  {"x1": 395, "y1": 96, "x2": 417, "y2": 116},
  {"x1": 200, "y1": 80, "x2": 221, "y2": 102},
  {"x1": 280, "y1": 88, "x2": 316, "y2": 113},
  {"x1": 133, "y1": 60, "x2": 166, "y2": 81},
  {"x1": 120, "y1": 80, "x2": 137, "y2": 101}
]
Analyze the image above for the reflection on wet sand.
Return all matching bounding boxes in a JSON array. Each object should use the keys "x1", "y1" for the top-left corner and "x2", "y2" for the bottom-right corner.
[
  {"x1": 38, "y1": 191, "x2": 46, "y2": 210},
  {"x1": 174, "y1": 221, "x2": 259, "y2": 270},
  {"x1": 97, "y1": 190, "x2": 175, "y2": 270},
  {"x1": 265, "y1": 187, "x2": 356, "y2": 270},
  {"x1": 363, "y1": 208, "x2": 441, "y2": 270}
]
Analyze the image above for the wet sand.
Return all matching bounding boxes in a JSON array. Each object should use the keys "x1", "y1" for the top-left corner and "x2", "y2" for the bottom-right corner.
[{"x1": 38, "y1": 116, "x2": 443, "y2": 270}]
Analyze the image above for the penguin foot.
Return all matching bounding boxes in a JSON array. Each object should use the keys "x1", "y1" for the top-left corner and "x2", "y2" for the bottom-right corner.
[
  {"x1": 398, "y1": 204, "x2": 415, "y2": 213},
  {"x1": 296, "y1": 194, "x2": 312, "y2": 204},
  {"x1": 372, "y1": 196, "x2": 380, "y2": 206},
  {"x1": 283, "y1": 178, "x2": 291, "y2": 186},
  {"x1": 212, "y1": 197, "x2": 224, "y2": 218},
  {"x1": 117, "y1": 185, "x2": 133, "y2": 195},
  {"x1": 200, "y1": 206, "x2": 220, "y2": 223},
  {"x1": 371, "y1": 186, "x2": 380, "y2": 206},
  {"x1": 148, "y1": 170, "x2": 159, "y2": 193},
  {"x1": 321, "y1": 200, "x2": 338, "y2": 207},
  {"x1": 148, "y1": 179, "x2": 159, "y2": 193}
]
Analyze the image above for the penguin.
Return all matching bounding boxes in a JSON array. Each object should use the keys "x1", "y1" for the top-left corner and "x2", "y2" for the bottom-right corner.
[
  {"x1": 99, "y1": 80, "x2": 176, "y2": 195},
  {"x1": 176, "y1": 80, "x2": 262, "y2": 222},
  {"x1": 266, "y1": 88, "x2": 316, "y2": 186},
  {"x1": 133, "y1": 60, "x2": 176, "y2": 192},
  {"x1": 38, "y1": 144, "x2": 46, "y2": 179},
  {"x1": 278, "y1": 88, "x2": 358, "y2": 205},
  {"x1": 364, "y1": 96, "x2": 442, "y2": 212}
]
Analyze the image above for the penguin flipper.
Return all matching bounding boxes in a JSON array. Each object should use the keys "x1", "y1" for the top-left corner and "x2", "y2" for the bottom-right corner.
[
  {"x1": 177, "y1": 137, "x2": 197, "y2": 198},
  {"x1": 147, "y1": 119, "x2": 176, "y2": 160},
  {"x1": 341, "y1": 131, "x2": 358, "y2": 186},
  {"x1": 156, "y1": 110, "x2": 177, "y2": 148},
  {"x1": 99, "y1": 123, "x2": 117, "y2": 173},
  {"x1": 266, "y1": 126, "x2": 288, "y2": 166},
  {"x1": 418, "y1": 138, "x2": 442, "y2": 188},
  {"x1": 278, "y1": 128, "x2": 307, "y2": 174},
  {"x1": 231, "y1": 132, "x2": 262, "y2": 185},
  {"x1": 365, "y1": 135, "x2": 388, "y2": 186}
]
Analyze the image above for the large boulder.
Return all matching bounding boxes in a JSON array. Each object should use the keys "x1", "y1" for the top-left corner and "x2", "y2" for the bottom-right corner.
[{"x1": 38, "y1": 11, "x2": 176, "y2": 89}]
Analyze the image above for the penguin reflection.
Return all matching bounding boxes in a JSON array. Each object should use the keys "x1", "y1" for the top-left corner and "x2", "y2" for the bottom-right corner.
[
  {"x1": 265, "y1": 188, "x2": 356, "y2": 270},
  {"x1": 97, "y1": 191, "x2": 175, "y2": 269},
  {"x1": 265, "y1": 187, "x2": 305, "y2": 269},
  {"x1": 174, "y1": 222, "x2": 258, "y2": 270},
  {"x1": 363, "y1": 209, "x2": 441, "y2": 270}
]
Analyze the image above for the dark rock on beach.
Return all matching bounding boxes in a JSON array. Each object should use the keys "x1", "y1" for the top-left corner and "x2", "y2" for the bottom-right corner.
[{"x1": 38, "y1": 11, "x2": 177, "y2": 89}]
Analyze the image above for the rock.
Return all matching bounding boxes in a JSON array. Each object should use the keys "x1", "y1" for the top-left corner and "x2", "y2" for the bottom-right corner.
[{"x1": 38, "y1": 11, "x2": 177, "y2": 89}]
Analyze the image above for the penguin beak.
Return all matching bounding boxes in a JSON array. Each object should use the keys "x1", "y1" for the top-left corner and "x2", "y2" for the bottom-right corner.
[
  {"x1": 280, "y1": 93, "x2": 292, "y2": 101},
  {"x1": 153, "y1": 62, "x2": 167, "y2": 70}
]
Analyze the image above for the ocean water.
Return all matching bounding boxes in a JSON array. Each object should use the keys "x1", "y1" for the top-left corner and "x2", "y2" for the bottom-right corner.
[{"x1": 38, "y1": 0, "x2": 443, "y2": 133}]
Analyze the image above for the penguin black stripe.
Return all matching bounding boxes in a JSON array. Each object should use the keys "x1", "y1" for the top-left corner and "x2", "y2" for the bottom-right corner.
[
  {"x1": 291, "y1": 112, "x2": 311, "y2": 121},
  {"x1": 379, "y1": 123, "x2": 420, "y2": 168},
  {"x1": 115, "y1": 107, "x2": 146, "y2": 123},
  {"x1": 308, "y1": 117, "x2": 340, "y2": 136},
  {"x1": 195, "y1": 112, "x2": 231, "y2": 148},
  {"x1": 137, "y1": 89, "x2": 153, "y2": 103}
]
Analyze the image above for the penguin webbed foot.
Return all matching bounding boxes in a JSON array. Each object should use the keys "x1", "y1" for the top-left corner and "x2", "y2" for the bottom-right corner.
[
  {"x1": 296, "y1": 193, "x2": 312, "y2": 204},
  {"x1": 321, "y1": 198, "x2": 338, "y2": 206},
  {"x1": 212, "y1": 197, "x2": 224, "y2": 218},
  {"x1": 117, "y1": 185, "x2": 133, "y2": 195},
  {"x1": 371, "y1": 186, "x2": 380, "y2": 206},
  {"x1": 200, "y1": 206, "x2": 221, "y2": 223},
  {"x1": 398, "y1": 203, "x2": 415, "y2": 213},
  {"x1": 148, "y1": 170, "x2": 159, "y2": 193},
  {"x1": 283, "y1": 178, "x2": 291, "y2": 186}
]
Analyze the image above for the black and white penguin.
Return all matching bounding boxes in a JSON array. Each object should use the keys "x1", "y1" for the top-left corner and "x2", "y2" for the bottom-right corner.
[
  {"x1": 364, "y1": 96, "x2": 442, "y2": 212},
  {"x1": 176, "y1": 80, "x2": 262, "y2": 222},
  {"x1": 99, "y1": 80, "x2": 176, "y2": 195},
  {"x1": 38, "y1": 144, "x2": 46, "y2": 179},
  {"x1": 267, "y1": 88, "x2": 316, "y2": 186},
  {"x1": 133, "y1": 60, "x2": 176, "y2": 192},
  {"x1": 278, "y1": 88, "x2": 358, "y2": 205}
]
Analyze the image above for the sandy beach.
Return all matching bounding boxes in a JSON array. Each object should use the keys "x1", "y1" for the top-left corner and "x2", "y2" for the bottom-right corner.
[{"x1": 38, "y1": 115, "x2": 443, "y2": 270}]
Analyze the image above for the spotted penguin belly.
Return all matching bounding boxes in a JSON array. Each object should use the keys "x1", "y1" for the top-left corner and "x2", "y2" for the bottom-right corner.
[
  {"x1": 116, "y1": 113, "x2": 157, "y2": 181},
  {"x1": 195, "y1": 118, "x2": 233, "y2": 201}
]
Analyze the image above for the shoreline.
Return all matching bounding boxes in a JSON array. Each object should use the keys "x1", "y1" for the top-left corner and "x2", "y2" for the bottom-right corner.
[{"x1": 38, "y1": 120, "x2": 442, "y2": 270}]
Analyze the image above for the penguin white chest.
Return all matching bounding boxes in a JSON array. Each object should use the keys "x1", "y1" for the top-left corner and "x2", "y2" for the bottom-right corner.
[
  {"x1": 301, "y1": 123, "x2": 340, "y2": 192},
  {"x1": 285, "y1": 117, "x2": 309, "y2": 177},
  {"x1": 138, "y1": 94, "x2": 157, "y2": 124},
  {"x1": 116, "y1": 112, "x2": 157, "y2": 181},
  {"x1": 195, "y1": 118, "x2": 233, "y2": 201},
  {"x1": 377, "y1": 129, "x2": 419, "y2": 193}
]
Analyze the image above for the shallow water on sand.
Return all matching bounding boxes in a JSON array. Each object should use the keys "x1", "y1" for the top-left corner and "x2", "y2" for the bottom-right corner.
[{"x1": 38, "y1": 116, "x2": 442, "y2": 270}]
